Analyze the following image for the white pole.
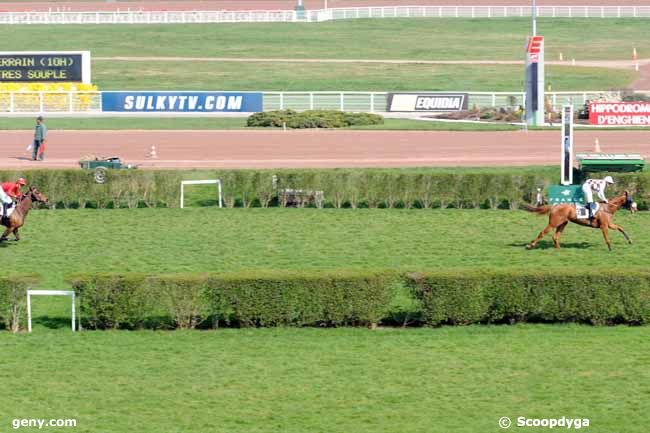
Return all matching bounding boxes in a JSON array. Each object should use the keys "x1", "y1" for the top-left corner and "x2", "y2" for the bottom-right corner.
[
  {"x1": 180, "y1": 183, "x2": 185, "y2": 209},
  {"x1": 218, "y1": 182, "x2": 223, "y2": 208},
  {"x1": 27, "y1": 292, "x2": 32, "y2": 333},
  {"x1": 532, "y1": 0, "x2": 537, "y2": 36},
  {"x1": 71, "y1": 292, "x2": 76, "y2": 332}
]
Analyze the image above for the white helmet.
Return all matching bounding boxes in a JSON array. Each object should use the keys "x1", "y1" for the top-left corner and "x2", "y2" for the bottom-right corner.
[{"x1": 604, "y1": 176, "x2": 615, "y2": 184}]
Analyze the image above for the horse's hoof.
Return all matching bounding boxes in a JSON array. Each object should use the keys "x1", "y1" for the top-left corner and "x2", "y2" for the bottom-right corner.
[{"x1": 525, "y1": 244, "x2": 534, "y2": 250}]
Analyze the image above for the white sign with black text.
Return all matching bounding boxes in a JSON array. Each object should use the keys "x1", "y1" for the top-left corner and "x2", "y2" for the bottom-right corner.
[{"x1": 387, "y1": 93, "x2": 468, "y2": 112}]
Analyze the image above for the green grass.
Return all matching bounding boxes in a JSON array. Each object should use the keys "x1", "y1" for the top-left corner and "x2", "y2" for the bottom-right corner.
[
  {"x1": 0, "y1": 325, "x2": 648, "y2": 433},
  {"x1": 2, "y1": 208, "x2": 645, "y2": 290},
  {"x1": 94, "y1": 60, "x2": 632, "y2": 91},
  {"x1": 0, "y1": 117, "x2": 521, "y2": 131},
  {"x1": 0, "y1": 19, "x2": 639, "y2": 91},
  {"x1": 1, "y1": 19, "x2": 649, "y2": 61}
]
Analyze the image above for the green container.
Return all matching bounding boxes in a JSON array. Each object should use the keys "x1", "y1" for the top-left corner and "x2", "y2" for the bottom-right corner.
[
  {"x1": 80, "y1": 160, "x2": 123, "y2": 170},
  {"x1": 548, "y1": 184, "x2": 584, "y2": 205},
  {"x1": 577, "y1": 153, "x2": 645, "y2": 173}
]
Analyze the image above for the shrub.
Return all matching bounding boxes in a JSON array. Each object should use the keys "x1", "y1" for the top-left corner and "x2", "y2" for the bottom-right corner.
[
  {"x1": 4, "y1": 168, "x2": 648, "y2": 211},
  {"x1": 407, "y1": 269, "x2": 650, "y2": 326},
  {"x1": 69, "y1": 270, "x2": 398, "y2": 329},
  {"x1": 247, "y1": 110, "x2": 384, "y2": 129},
  {"x1": 0, "y1": 275, "x2": 40, "y2": 332}
]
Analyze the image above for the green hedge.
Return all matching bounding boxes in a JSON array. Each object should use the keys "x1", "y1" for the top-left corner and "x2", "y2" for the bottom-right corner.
[
  {"x1": 406, "y1": 270, "x2": 650, "y2": 326},
  {"x1": 247, "y1": 109, "x2": 384, "y2": 128},
  {"x1": 66, "y1": 269, "x2": 650, "y2": 330},
  {"x1": 0, "y1": 275, "x2": 40, "y2": 332},
  {"x1": 4, "y1": 168, "x2": 648, "y2": 210},
  {"x1": 68, "y1": 271, "x2": 397, "y2": 329}
]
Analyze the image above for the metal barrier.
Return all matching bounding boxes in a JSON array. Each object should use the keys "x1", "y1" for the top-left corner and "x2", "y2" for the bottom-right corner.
[
  {"x1": 1, "y1": 6, "x2": 650, "y2": 25},
  {"x1": 0, "y1": 92, "x2": 102, "y2": 113},
  {"x1": 0, "y1": 91, "x2": 616, "y2": 114}
]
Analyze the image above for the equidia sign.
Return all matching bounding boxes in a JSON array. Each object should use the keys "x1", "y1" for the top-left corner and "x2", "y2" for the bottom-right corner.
[
  {"x1": 101, "y1": 91, "x2": 263, "y2": 112},
  {"x1": 387, "y1": 93, "x2": 468, "y2": 112},
  {"x1": 589, "y1": 101, "x2": 650, "y2": 125}
]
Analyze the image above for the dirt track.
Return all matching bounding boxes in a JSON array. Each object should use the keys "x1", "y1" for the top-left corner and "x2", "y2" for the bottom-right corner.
[
  {"x1": 2, "y1": 0, "x2": 649, "y2": 12},
  {"x1": 1, "y1": 129, "x2": 648, "y2": 169}
]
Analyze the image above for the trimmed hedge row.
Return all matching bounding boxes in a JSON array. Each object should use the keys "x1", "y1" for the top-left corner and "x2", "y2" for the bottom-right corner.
[
  {"x1": 6, "y1": 270, "x2": 649, "y2": 331},
  {"x1": 247, "y1": 109, "x2": 384, "y2": 128},
  {"x1": 4, "y1": 168, "x2": 649, "y2": 210},
  {"x1": 61, "y1": 269, "x2": 650, "y2": 330},
  {"x1": 0, "y1": 275, "x2": 40, "y2": 332},
  {"x1": 68, "y1": 271, "x2": 397, "y2": 329},
  {"x1": 406, "y1": 270, "x2": 650, "y2": 326}
]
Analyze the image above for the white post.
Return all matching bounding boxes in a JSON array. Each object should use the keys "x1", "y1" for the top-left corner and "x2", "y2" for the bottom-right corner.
[
  {"x1": 71, "y1": 292, "x2": 76, "y2": 332},
  {"x1": 27, "y1": 292, "x2": 32, "y2": 333},
  {"x1": 492, "y1": 93, "x2": 496, "y2": 107},
  {"x1": 180, "y1": 183, "x2": 185, "y2": 209},
  {"x1": 370, "y1": 93, "x2": 375, "y2": 113},
  {"x1": 218, "y1": 183, "x2": 223, "y2": 208},
  {"x1": 310, "y1": 93, "x2": 314, "y2": 110}
]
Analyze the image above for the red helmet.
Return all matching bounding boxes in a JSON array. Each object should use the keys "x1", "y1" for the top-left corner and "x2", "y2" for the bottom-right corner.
[{"x1": 17, "y1": 178, "x2": 26, "y2": 185}]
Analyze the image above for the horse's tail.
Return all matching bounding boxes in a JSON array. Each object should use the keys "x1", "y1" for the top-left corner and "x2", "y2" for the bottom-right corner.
[{"x1": 525, "y1": 204, "x2": 552, "y2": 215}]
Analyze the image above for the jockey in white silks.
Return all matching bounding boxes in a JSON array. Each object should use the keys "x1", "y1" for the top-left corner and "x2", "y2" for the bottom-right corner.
[
  {"x1": 581, "y1": 176, "x2": 614, "y2": 219},
  {"x1": 0, "y1": 185, "x2": 12, "y2": 219}
]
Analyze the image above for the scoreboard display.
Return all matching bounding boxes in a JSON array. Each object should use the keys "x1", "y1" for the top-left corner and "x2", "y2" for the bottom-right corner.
[{"x1": 0, "y1": 51, "x2": 91, "y2": 83}]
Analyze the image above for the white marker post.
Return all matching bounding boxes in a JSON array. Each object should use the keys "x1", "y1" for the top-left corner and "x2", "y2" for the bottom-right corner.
[
  {"x1": 561, "y1": 104, "x2": 574, "y2": 186},
  {"x1": 180, "y1": 179, "x2": 223, "y2": 209},
  {"x1": 27, "y1": 290, "x2": 76, "y2": 332}
]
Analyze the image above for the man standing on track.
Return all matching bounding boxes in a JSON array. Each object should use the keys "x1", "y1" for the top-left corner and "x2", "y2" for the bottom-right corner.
[{"x1": 32, "y1": 116, "x2": 47, "y2": 161}]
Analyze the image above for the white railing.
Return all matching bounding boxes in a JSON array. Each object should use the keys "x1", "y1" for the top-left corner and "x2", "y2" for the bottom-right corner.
[
  {"x1": 1, "y1": 6, "x2": 650, "y2": 25},
  {"x1": 322, "y1": 5, "x2": 650, "y2": 20},
  {"x1": 0, "y1": 10, "x2": 298, "y2": 25},
  {"x1": 0, "y1": 91, "x2": 614, "y2": 114},
  {"x1": 0, "y1": 92, "x2": 101, "y2": 113}
]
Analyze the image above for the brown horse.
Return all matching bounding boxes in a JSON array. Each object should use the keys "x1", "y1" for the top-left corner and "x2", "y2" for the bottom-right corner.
[
  {"x1": 1, "y1": 186, "x2": 48, "y2": 242},
  {"x1": 525, "y1": 191, "x2": 637, "y2": 251}
]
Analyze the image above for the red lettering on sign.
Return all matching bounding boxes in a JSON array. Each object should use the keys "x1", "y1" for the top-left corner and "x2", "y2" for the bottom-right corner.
[{"x1": 527, "y1": 36, "x2": 544, "y2": 54}]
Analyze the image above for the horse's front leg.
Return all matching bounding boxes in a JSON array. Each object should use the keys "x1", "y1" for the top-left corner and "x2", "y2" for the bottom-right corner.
[
  {"x1": 609, "y1": 223, "x2": 632, "y2": 245},
  {"x1": 600, "y1": 225, "x2": 612, "y2": 251},
  {"x1": 12, "y1": 227, "x2": 19, "y2": 241}
]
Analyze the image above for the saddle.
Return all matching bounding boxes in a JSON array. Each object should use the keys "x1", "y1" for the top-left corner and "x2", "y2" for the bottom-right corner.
[
  {"x1": 575, "y1": 203, "x2": 600, "y2": 220},
  {"x1": 1, "y1": 204, "x2": 15, "y2": 225}
]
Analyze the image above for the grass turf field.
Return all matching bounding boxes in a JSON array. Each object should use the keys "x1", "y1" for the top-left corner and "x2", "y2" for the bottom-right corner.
[
  {"x1": 93, "y1": 61, "x2": 631, "y2": 91},
  {"x1": 2, "y1": 208, "x2": 645, "y2": 290},
  {"x1": 0, "y1": 19, "x2": 639, "y2": 91},
  {"x1": 0, "y1": 117, "x2": 522, "y2": 131},
  {"x1": 0, "y1": 326, "x2": 648, "y2": 433},
  {"x1": 2, "y1": 19, "x2": 649, "y2": 61}
]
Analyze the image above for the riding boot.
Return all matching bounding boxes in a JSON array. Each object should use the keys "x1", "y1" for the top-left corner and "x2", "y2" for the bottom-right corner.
[{"x1": 587, "y1": 203, "x2": 594, "y2": 222}]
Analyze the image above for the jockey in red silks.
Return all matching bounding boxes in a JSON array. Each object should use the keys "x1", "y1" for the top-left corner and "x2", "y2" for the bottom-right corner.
[{"x1": 1, "y1": 178, "x2": 26, "y2": 219}]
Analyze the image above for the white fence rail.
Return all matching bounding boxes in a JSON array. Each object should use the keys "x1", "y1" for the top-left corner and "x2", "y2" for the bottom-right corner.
[
  {"x1": 0, "y1": 91, "x2": 614, "y2": 114},
  {"x1": 1, "y1": 6, "x2": 650, "y2": 25},
  {"x1": 0, "y1": 91, "x2": 102, "y2": 113}
]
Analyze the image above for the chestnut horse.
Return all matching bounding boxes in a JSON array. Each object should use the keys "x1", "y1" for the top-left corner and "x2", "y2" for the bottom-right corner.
[
  {"x1": 525, "y1": 191, "x2": 637, "y2": 251},
  {"x1": 1, "y1": 186, "x2": 48, "y2": 242}
]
